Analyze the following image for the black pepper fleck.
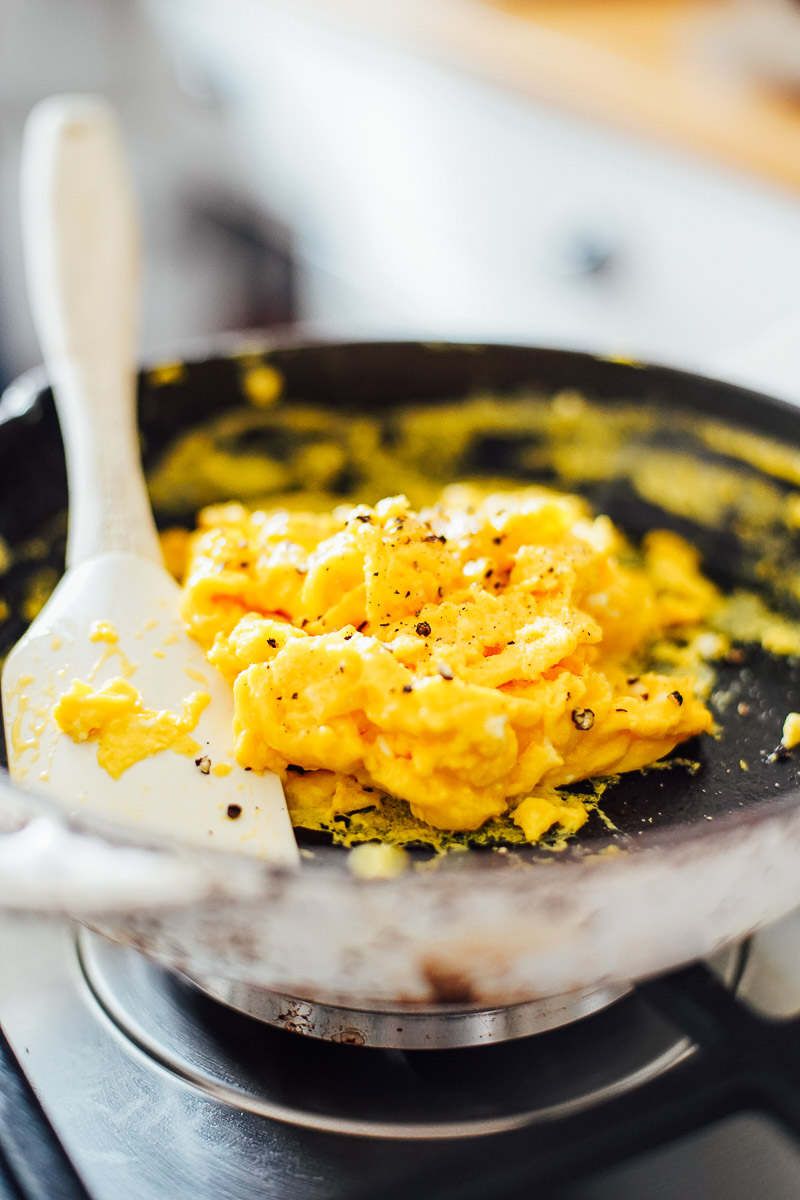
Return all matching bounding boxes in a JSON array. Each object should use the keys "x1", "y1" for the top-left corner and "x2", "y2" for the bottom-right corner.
[
  {"x1": 571, "y1": 708, "x2": 595, "y2": 731},
  {"x1": 416, "y1": 621, "x2": 432, "y2": 637},
  {"x1": 669, "y1": 691, "x2": 684, "y2": 706},
  {"x1": 402, "y1": 683, "x2": 414, "y2": 693},
  {"x1": 196, "y1": 756, "x2": 211, "y2": 775}
]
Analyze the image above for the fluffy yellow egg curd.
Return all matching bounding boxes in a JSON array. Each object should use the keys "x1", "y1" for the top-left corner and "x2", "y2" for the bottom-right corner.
[{"x1": 180, "y1": 485, "x2": 716, "y2": 845}]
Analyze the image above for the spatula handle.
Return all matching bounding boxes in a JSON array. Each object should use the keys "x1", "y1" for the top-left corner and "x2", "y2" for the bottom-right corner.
[{"x1": 20, "y1": 95, "x2": 162, "y2": 568}]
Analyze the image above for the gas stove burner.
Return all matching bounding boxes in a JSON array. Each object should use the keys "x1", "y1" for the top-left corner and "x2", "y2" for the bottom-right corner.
[
  {"x1": 77, "y1": 930, "x2": 742, "y2": 1140},
  {"x1": 184, "y1": 972, "x2": 628, "y2": 1050}
]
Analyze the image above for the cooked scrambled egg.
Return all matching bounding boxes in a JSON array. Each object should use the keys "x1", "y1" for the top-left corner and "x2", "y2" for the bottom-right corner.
[
  {"x1": 179, "y1": 485, "x2": 715, "y2": 842},
  {"x1": 53, "y1": 678, "x2": 210, "y2": 779}
]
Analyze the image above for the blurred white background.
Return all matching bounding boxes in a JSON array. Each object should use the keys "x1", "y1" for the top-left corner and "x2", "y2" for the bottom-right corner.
[{"x1": 5, "y1": 0, "x2": 800, "y2": 394}]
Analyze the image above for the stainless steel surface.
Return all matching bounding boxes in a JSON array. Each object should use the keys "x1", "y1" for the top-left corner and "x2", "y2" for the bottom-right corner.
[
  {"x1": 0, "y1": 916, "x2": 750, "y2": 1200},
  {"x1": 186, "y1": 970, "x2": 628, "y2": 1049},
  {"x1": 78, "y1": 928, "x2": 697, "y2": 1139}
]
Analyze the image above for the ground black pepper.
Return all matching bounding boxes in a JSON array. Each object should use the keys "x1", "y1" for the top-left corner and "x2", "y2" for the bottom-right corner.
[{"x1": 571, "y1": 708, "x2": 594, "y2": 731}]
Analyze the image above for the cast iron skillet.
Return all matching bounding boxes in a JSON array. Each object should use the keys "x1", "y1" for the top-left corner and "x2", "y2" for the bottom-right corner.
[{"x1": 1, "y1": 341, "x2": 800, "y2": 1006}]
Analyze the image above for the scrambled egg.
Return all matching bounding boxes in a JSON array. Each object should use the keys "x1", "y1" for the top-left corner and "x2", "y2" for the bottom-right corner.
[
  {"x1": 179, "y1": 485, "x2": 716, "y2": 842},
  {"x1": 782, "y1": 711, "x2": 800, "y2": 750},
  {"x1": 54, "y1": 678, "x2": 210, "y2": 779}
]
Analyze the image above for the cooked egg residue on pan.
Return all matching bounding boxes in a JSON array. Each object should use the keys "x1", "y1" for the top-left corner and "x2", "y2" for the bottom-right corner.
[{"x1": 178, "y1": 484, "x2": 716, "y2": 843}]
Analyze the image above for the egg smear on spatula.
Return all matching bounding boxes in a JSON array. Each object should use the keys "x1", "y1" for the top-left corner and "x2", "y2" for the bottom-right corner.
[{"x1": 1, "y1": 94, "x2": 298, "y2": 867}]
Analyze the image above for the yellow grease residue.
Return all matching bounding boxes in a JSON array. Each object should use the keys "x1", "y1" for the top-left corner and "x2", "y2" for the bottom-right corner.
[
  {"x1": 148, "y1": 361, "x2": 185, "y2": 387},
  {"x1": 211, "y1": 762, "x2": 232, "y2": 777},
  {"x1": 21, "y1": 567, "x2": 58, "y2": 623},
  {"x1": 9, "y1": 674, "x2": 38, "y2": 757},
  {"x1": 88, "y1": 642, "x2": 137, "y2": 681},
  {"x1": 89, "y1": 620, "x2": 118, "y2": 644},
  {"x1": 180, "y1": 485, "x2": 715, "y2": 843},
  {"x1": 53, "y1": 678, "x2": 210, "y2": 779},
  {"x1": 242, "y1": 363, "x2": 283, "y2": 409}
]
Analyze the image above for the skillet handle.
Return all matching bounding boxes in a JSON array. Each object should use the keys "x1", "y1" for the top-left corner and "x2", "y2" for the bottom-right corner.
[
  {"x1": 0, "y1": 773, "x2": 254, "y2": 915},
  {"x1": 705, "y1": 307, "x2": 800, "y2": 407}
]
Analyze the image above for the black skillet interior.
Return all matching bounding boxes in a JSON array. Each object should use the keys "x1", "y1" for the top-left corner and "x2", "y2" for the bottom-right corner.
[{"x1": 2, "y1": 341, "x2": 800, "y2": 859}]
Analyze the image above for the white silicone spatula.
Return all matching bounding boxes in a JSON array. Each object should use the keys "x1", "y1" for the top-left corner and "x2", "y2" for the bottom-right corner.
[{"x1": 1, "y1": 95, "x2": 299, "y2": 867}]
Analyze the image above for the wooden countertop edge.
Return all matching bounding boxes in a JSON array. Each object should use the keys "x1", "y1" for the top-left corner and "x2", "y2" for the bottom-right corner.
[{"x1": 313, "y1": 0, "x2": 800, "y2": 194}]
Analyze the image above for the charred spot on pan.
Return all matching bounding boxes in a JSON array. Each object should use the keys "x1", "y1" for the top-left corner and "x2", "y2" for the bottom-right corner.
[
  {"x1": 422, "y1": 959, "x2": 476, "y2": 1005},
  {"x1": 226, "y1": 804, "x2": 242, "y2": 820}
]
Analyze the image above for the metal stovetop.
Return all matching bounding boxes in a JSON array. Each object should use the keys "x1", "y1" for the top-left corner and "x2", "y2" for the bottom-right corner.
[{"x1": 1, "y1": 915, "x2": 800, "y2": 1200}]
